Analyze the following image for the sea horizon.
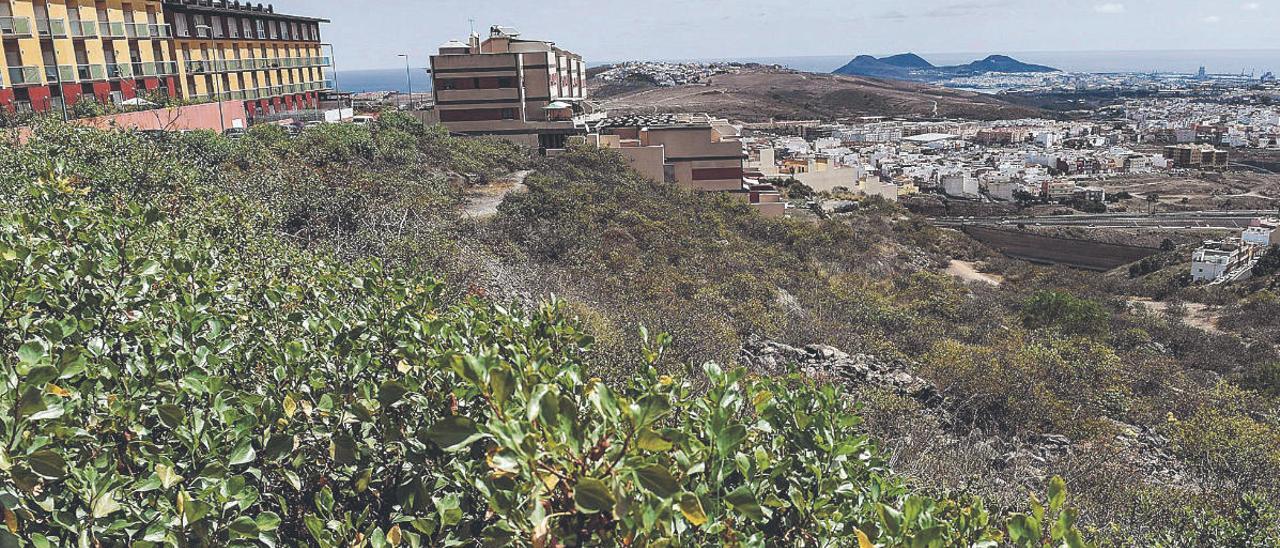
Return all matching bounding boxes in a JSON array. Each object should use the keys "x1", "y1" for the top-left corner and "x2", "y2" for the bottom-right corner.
[{"x1": 336, "y1": 48, "x2": 1280, "y2": 93}]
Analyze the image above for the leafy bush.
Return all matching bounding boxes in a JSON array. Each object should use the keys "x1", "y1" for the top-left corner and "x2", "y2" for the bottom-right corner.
[
  {"x1": 1020, "y1": 290, "x2": 1109, "y2": 336},
  {"x1": 0, "y1": 167, "x2": 1092, "y2": 545}
]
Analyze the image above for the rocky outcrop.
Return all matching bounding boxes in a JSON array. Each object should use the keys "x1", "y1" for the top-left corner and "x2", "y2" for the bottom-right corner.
[{"x1": 738, "y1": 336, "x2": 939, "y2": 404}]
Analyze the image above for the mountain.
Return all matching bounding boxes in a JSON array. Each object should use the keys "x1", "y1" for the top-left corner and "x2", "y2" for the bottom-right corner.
[
  {"x1": 834, "y1": 52, "x2": 1061, "y2": 82},
  {"x1": 880, "y1": 53, "x2": 936, "y2": 69},
  {"x1": 589, "y1": 67, "x2": 1047, "y2": 122},
  {"x1": 966, "y1": 55, "x2": 1058, "y2": 74}
]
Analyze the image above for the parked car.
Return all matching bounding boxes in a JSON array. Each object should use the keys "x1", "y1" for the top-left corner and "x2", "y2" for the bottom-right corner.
[
  {"x1": 223, "y1": 127, "x2": 248, "y2": 139},
  {"x1": 304, "y1": 121, "x2": 324, "y2": 130},
  {"x1": 351, "y1": 115, "x2": 376, "y2": 127}
]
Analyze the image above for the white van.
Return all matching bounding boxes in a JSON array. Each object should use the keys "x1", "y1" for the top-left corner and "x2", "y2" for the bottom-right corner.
[{"x1": 351, "y1": 116, "x2": 375, "y2": 127}]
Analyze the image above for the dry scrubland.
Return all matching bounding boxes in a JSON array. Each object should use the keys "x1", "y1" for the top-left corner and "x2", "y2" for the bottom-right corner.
[{"x1": 0, "y1": 116, "x2": 1278, "y2": 545}]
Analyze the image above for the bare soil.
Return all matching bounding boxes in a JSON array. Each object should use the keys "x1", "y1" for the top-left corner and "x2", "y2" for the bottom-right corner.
[{"x1": 590, "y1": 68, "x2": 1045, "y2": 123}]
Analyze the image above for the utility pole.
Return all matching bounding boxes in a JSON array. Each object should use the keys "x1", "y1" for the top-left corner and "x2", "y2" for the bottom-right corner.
[{"x1": 398, "y1": 53, "x2": 412, "y2": 110}]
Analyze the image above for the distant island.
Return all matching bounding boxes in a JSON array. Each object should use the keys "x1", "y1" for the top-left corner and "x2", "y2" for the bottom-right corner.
[{"x1": 834, "y1": 53, "x2": 1059, "y2": 82}]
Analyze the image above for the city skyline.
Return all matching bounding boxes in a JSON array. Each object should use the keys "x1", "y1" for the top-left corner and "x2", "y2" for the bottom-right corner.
[{"x1": 268, "y1": 0, "x2": 1279, "y2": 70}]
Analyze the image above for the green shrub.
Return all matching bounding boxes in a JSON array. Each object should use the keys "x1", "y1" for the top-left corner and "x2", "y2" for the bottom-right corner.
[
  {"x1": 0, "y1": 169, "x2": 1094, "y2": 546},
  {"x1": 1021, "y1": 290, "x2": 1110, "y2": 336}
]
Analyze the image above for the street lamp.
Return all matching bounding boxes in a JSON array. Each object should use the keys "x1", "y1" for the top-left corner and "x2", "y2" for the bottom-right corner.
[
  {"x1": 195, "y1": 24, "x2": 226, "y2": 132},
  {"x1": 398, "y1": 53, "x2": 412, "y2": 110}
]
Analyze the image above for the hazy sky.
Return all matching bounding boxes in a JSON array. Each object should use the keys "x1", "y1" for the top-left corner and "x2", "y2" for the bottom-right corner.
[{"x1": 267, "y1": 0, "x2": 1280, "y2": 70}]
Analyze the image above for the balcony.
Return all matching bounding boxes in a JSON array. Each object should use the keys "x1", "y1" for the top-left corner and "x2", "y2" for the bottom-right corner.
[
  {"x1": 148, "y1": 23, "x2": 171, "y2": 38},
  {"x1": 43, "y1": 65, "x2": 76, "y2": 83},
  {"x1": 125, "y1": 22, "x2": 150, "y2": 39},
  {"x1": 75, "y1": 64, "x2": 107, "y2": 81},
  {"x1": 195, "y1": 26, "x2": 210, "y2": 38},
  {"x1": 0, "y1": 16, "x2": 33, "y2": 37},
  {"x1": 7, "y1": 66, "x2": 40, "y2": 86},
  {"x1": 106, "y1": 63, "x2": 133, "y2": 79},
  {"x1": 36, "y1": 18, "x2": 68, "y2": 38},
  {"x1": 102, "y1": 21, "x2": 127, "y2": 38},
  {"x1": 69, "y1": 20, "x2": 98, "y2": 37},
  {"x1": 185, "y1": 60, "x2": 207, "y2": 74},
  {"x1": 156, "y1": 61, "x2": 178, "y2": 75}
]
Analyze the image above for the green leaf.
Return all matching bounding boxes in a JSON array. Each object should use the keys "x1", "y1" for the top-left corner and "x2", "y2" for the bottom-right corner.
[
  {"x1": 156, "y1": 404, "x2": 184, "y2": 429},
  {"x1": 137, "y1": 260, "x2": 162, "y2": 277},
  {"x1": 17, "y1": 342, "x2": 44, "y2": 365},
  {"x1": 424, "y1": 416, "x2": 483, "y2": 452},
  {"x1": 91, "y1": 491, "x2": 122, "y2": 519},
  {"x1": 378, "y1": 381, "x2": 409, "y2": 406},
  {"x1": 725, "y1": 486, "x2": 765, "y2": 522},
  {"x1": 1047, "y1": 476, "x2": 1067, "y2": 513},
  {"x1": 256, "y1": 511, "x2": 282, "y2": 531},
  {"x1": 678, "y1": 493, "x2": 708, "y2": 527},
  {"x1": 228, "y1": 441, "x2": 256, "y2": 466},
  {"x1": 637, "y1": 428, "x2": 673, "y2": 452},
  {"x1": 228, "y1": 516, "x2": 259, "y2": 537},
  {"x1": 573, "y1": 478, "x2": 615, "y2": 514},
  {"x1": 263, "y1": 434, "x2": 295, "y2": 461},
  {"x1": 910, "y1": 526, "x2": 945, "y2": 548},
  {"x1": 488, "y1": 367, "x2": 515, "y2": 406},
  {"x1": 156, "y1": 463, "x2": 184, "y2": 489},
  {"x1": 27, "y1": 450, "x2": 67, "y2": 479},
  {"x1": 330, "y1": 433, "x2": 357, "y2": 464},
  {"x1": 634, "y1": 465, "x2": 680, "y2": 499},
  {"x1": 24, "y1": 366, "x2": 58, "y2": 389},
  {"x1": 877, "y1": 503, "x2": 903, "y2": 536},
  {"x1": 715, "y1": 424, "x2": 748, "y2": 456}
]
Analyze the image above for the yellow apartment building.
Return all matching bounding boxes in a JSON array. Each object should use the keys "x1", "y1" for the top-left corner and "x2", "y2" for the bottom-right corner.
[
  {"x1": 0, "y1": 0, "x2": 329, "y2": 119},
  {"x1": 163, "y1": 0, "x2": 330, "y2": 119}
]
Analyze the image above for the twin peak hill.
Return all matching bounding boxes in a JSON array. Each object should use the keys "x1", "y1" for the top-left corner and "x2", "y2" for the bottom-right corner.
[{"x1": 834, "y1": 53, "x2": 1059, "y2": 82}]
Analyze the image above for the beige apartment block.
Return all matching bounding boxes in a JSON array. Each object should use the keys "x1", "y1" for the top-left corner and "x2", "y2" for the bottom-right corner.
[{"x1": 429, "y1": 25, "x2": 588, "y2": 149}]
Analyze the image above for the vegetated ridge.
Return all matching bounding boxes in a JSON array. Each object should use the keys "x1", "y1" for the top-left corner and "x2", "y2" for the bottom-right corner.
[
  {"x1": 589, "y1": 66, "x2": 1047, "y2": 122},
  {"x1": 1, "y1": 116, "x2": 1278, "y2": 545},
  {"x1": 834, "y1": 53, "x2": 1060, "y2": 82}
]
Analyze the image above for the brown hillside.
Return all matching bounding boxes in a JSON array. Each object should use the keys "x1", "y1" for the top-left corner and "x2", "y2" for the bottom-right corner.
[{"x1": 588, "y1": 68, "x2": 1046, "y2": 122}]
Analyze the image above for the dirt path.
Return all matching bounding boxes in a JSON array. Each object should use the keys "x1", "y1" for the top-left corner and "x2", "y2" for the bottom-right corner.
[
  {"x1": 1128, "y1": 298, "x2": 1224, "y2": 334},
  {"x1": 945, "y1": 260, "x2": 1003, "y2": 286},
  {"x1": 460, "y1": 170, "x2": 533, "y2": 219}
]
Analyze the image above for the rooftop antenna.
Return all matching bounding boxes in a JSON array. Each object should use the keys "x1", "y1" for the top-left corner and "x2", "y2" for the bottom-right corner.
[{"x1": 468, "y1": 19, "x2": 475, "y2": 36}]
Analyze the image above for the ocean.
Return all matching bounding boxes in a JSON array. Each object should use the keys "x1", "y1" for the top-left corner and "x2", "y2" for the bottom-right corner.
[{"x1": 335, "y1": 49, "x2": 1280, "y2": 92}]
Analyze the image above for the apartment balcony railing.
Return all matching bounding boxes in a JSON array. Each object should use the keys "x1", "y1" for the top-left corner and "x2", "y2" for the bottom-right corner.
[
  {"x1": 0, "y1": 16, "x2": 33, "y2": 37},
  {"x1": 43, "y1": 65, "x2": 76, "y2": 83},
  {"x1": 156, "y1": 61, "x2": 178, "y2": 75},
  {"x1": 106, "y1": 63, "x2": 133, "y2": 79},
  {"x1": 195, "y1": 26, "x2": 210, "y2": 38},
  {"x1": 148, "y1": 23, "x2": 172, "y2": 38},
  {"x1": 7, "y1": 66, "x2": 40, "y2": 86},
  {"x1": 321, "y1": 79, "x2": 335, "y2": 90},
  {"x1": 76, "y1": 64, "x2": 108, "y2": 81},
  {"x1": 130, "y1": 61, "x2": 161, "y2": 77},
  {"x1": 102, "y1": 21, "x2": 127, "y2": 38},
  {"x1": 69, "y1": 20, "x2": 98, "y2": 37},
  {"x1": 124, "y1": 22, "x2": 150, "y2": 39},
  {"x1": 35, "y1": 18, "x2": 68, "y2": 38},
  {"x1": 185, "y1": 60, "x2": 207, "y2": 74}
]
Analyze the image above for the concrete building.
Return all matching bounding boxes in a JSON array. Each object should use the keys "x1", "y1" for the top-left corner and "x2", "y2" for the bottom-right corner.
[
  {"x1": 1163, "y1": 144, "x2": 1229, "y2": 168},
  {"x1": 429, "y1": 25, "x2": 588, "y2": 149},
  {"x1": 574, "y1": 114, "x2": 786, "y2": 217},
  {"x1": 1191, "y1": 238, "x2": 1259, "y2": 282},
  {"x1": 591, "y1": 114, "x2": 746, "y2": 192},
  {"x1": 164, "y1": 0, "x2": 331, "y2": 120},
  {"x1": 941, "y1": 173, "x2": 978, "y2": 198},
  {"x1": 1242, "y1": 218, "x2": 1280, "y2": 247},
  {"x1": 0, "y1": 0, "x2": 330, "y2": 116}
]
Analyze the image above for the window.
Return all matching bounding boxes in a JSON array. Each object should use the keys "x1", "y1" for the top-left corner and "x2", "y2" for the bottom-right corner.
[
  {"x1": 498, "y1": 77, "x2": 514, "y2": 88},
  {"x1": 255, "y1": 19, "x2": 264, "y2": 39},
  {"x1": 501, "y1": 108, "x2": 517, "y2": 120}
]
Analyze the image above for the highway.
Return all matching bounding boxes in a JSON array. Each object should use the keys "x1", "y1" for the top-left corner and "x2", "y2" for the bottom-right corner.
[{"x1": 931, "y1": 210, "x2": 1277, "y2": 230}]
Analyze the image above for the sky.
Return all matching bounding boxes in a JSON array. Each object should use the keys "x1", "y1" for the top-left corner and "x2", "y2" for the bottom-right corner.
[{"x1": 267, "y1": 0, "x2": 1280, "y2": 71}]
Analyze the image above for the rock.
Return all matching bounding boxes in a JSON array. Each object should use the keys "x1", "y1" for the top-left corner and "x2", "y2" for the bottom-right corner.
[{"x1": 739, "y1": 336, "x2": 939, "y2": 404}]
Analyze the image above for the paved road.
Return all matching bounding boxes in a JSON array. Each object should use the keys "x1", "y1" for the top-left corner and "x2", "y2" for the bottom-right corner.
[{"x1": 931, "y1": 210, "x2": 1277, "y2": 230}]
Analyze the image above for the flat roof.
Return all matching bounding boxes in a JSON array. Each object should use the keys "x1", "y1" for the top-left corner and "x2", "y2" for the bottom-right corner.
[{"x1": 904, "y1": 133, "x2": 960, "y2": 143}]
